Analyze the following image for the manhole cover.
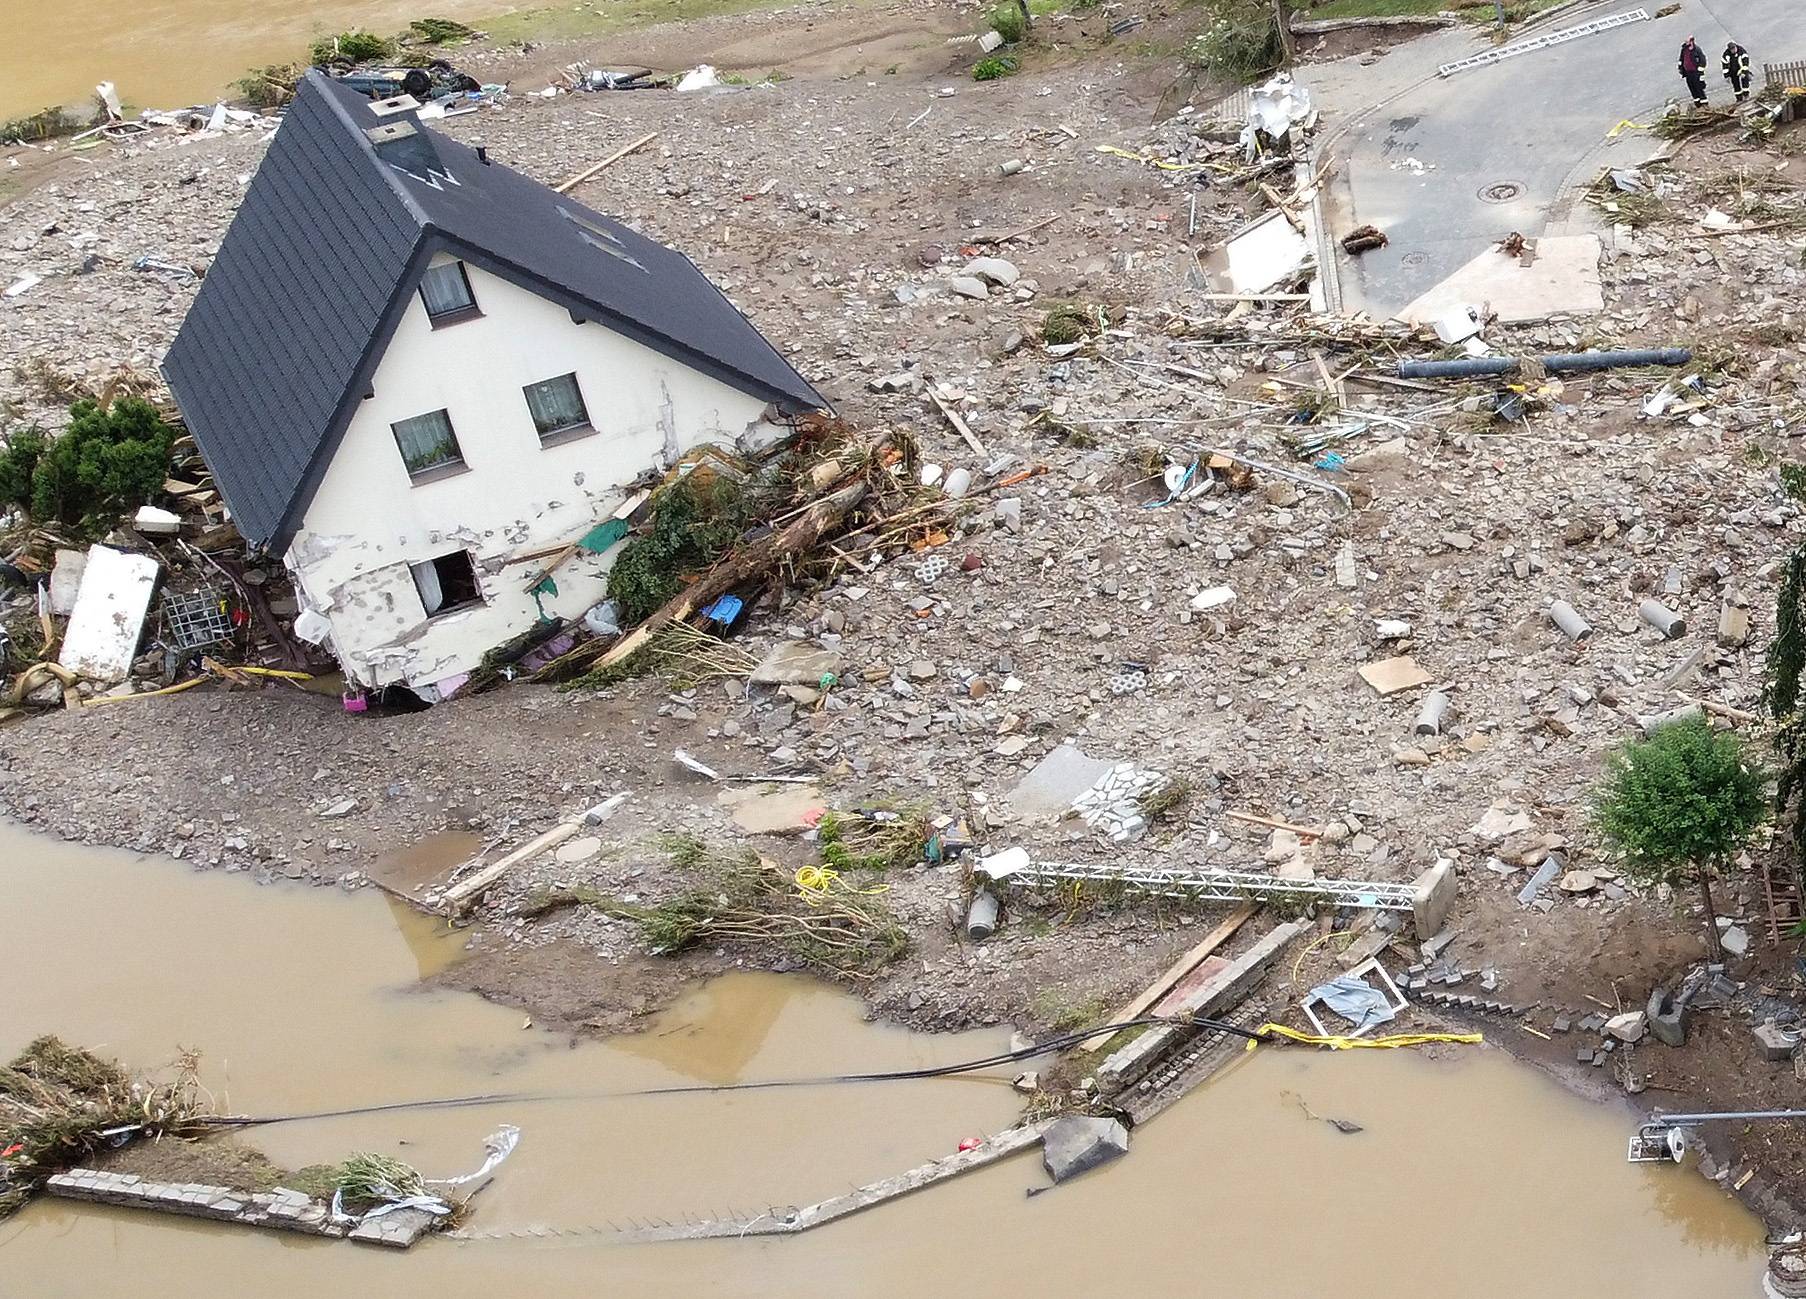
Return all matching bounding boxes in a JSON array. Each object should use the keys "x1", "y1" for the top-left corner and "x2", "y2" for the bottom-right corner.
[
  {"x1": 1479, "y1": 181, "x2": 1524, "y2": 204},
  {"x1": 1400, "y1": 251, "x2": 1428, "y2": 269}
]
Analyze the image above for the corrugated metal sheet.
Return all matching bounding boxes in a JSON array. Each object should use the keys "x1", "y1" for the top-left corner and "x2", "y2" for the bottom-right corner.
[{"x1": 162, "y1": 72, "x2": 824, "y2": 549}]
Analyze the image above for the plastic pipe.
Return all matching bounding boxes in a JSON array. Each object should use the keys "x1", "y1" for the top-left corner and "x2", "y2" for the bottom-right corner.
[{"x1": 1397, "y1": 348, "x2": 1692, "y2": 379}]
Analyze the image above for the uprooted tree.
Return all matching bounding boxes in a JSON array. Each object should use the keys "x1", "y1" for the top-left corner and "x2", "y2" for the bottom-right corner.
[{"x1": 1592, "y1": 717, "x2": 1768, "y2": 961}]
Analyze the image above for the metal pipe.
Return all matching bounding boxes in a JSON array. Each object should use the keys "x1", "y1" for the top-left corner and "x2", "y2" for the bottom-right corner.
[
  {"x1": 1397, "y1": 348, "x2": 1692, "y2": 379},
  {"x1": 1650, "y1": 1109, "x2": 1806, "y2": 1126}
]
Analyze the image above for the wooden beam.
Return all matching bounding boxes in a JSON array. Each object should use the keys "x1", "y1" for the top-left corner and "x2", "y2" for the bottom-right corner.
[
  {"x1": 927, "y1": 388, "x2": 988, "y2": 460},
  {"x1": 554, "y1": 132, "x2": 659, "y2": 195},
  {"x1": 1223, "y1": 810, "x2": 1323, "y2": 839},
  {"x1": 441, "y1": 822, "x2": 582, "y2": 916},
  {"x1": 1078, "y1": 902, "x2": 1259, "y2": 1053}
]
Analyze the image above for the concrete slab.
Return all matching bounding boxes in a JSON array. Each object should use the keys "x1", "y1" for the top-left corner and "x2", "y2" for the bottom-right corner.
[
  {"x1": 748, "y1": 641, "x2": 840, "y2": 686},
  {"x1": 1042, "y1": 1116, "x2": 1130, "y2": 1184},
  {"x1": 58, "y1": 545, "x2": 159, "y2": 684},
  {"x1": 1007, "y1": 744, "x2": 1115, "y2": 820},
  {"x1": 1395, "y1": 235, "x2": 1603, "y2": 326},
  {"x1": 1209, "y1": 210, "x2": 1313, "y2": 294}
]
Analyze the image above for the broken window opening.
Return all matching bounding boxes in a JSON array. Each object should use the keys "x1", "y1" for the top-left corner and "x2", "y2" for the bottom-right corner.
[
  {"x1": 419, "y1": 261, "x2": 479, "y2": 325},
  {"x1": 555, "y1": 206, "x2": 648, "y2": 272},
  {"x1": 411, "y1": 550, "x2": 485, "y2": 618},
  {"x1": 392, "y1": 408, "x2": 465, "y2": 478},
  {"x1": 523, "y1": 372, "x2": 592, "y2": 441}
]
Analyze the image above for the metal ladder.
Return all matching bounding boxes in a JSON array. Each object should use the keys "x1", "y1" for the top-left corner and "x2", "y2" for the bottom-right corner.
[
  {"x1": 978, "y1": 858, "x2": 1420, "y2": 911},
  {"x1": 1437, "y1": 9, "x2": 1650, "y2": 78}
]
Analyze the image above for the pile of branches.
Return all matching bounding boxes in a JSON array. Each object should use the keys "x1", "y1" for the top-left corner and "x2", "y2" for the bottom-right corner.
[
  {"x1": 542, "y1": 415, "x2": 942, "y2": 685},
  {"x1": 0, "y1": 1037, "x2": 217, "y2": 1218},
  {"x1": 523, "y1": 836, "x2": 909, "y2": 978}
]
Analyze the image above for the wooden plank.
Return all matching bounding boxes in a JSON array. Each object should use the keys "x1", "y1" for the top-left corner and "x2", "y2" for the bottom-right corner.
[
  {"x1": 1077, "y1": 902, "x2": 1259, "y2": 1053},
  {"x1": 441, "y1": 822, "x2": 582, "y2": 916},
  {"x1": 927, "y1": 388, "x2": 988, "y2": 460},
  {"x1": 1223, "y1": 810, "x2": 1322, "y2": 839},
  {"x1": 554, "y1": 132, "x2": 658, "y2": 194}
]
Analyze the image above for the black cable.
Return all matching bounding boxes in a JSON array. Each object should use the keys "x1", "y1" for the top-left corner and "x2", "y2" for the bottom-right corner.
[{"x1": 196, "y1": 1013, "x2": 1271, "y2": 1130}]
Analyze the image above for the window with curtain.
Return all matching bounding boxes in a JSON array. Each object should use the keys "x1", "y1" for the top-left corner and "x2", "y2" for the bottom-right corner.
[
  {"x1": 523, "y1": 373, "x2": 591, "y2": 439},
  {"x1": 392, "y1": 409, "x2": 464, "y2": 477},
  {"x1": 418, "y1": 262, "x2": 477, "y2": 322}
]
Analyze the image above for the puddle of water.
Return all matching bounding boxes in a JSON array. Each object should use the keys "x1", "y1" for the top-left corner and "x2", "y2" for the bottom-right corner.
[
  {"x1": 366, "y1": 830, "x2": 484, "y2": 894},
  {"x1": 0, "y1": 822, "x2": 1769, "y2": 1297},
  {"x1": 4, "y1": 0, "x2": 506, "y2": 121}
]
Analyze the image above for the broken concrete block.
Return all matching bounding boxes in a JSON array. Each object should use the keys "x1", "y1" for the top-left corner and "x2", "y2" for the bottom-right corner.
[
  {"x1": 1646, "y1": 986, "x2": 1688, "y2": 1047},
  {"x1": 1412, "y1": 860, "x2": 1456, "y2": 937},
  {"x1": 133, "y1": 505, "x2": 182, "y2": 535},
  {"x1": 1719, "y1": 923, "x2": 1750, "y2": 958},
  {"x1": 1604, "y1": 1011, "x2": 1647, "y2": 1043},
  {"x1": 1008, "y1": 745, "x2": 1116, "y2": 820},
  {"x1": 48, "y1": 548, "x2": 88, "y2": 615},
  {"x1": 1754, "y1": 1020, "x2": 1799, "y2": 1063},
  {"x1": 1517, "y1": 855, "x2": 1562, "y2": 905},
  {"x1": 948, "y1": 275, "x2": 989, "y2": 300},
  {"x1": 1189, "y1": 585, "x2": 1236, "y2": 612},
  {"x1": 1718, "y1": 602, "x2": 1749, "y2": 648},
  {"x1": 1041, "y1": 1115, "x2": 1130, "y2": 1184},
  {"x1": 749, "y1": 641, "x2": 841, "y2": 686}
]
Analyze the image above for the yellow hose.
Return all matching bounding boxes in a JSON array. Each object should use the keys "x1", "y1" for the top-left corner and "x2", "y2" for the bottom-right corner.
[
  {"x1": 81, "y1": 677, "x2": 206, "y2": 706},
  {"x1": 1246, "y1": 1023, "x2": 1483, "y2": 1052},
  {"x1": 794, "y1": 864, "x2": 888, "y2": 903}
]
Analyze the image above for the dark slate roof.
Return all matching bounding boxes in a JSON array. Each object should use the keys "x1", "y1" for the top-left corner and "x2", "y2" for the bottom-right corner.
[{"x1": 162, "y1": 71, "x2": 824, "y2": 549}]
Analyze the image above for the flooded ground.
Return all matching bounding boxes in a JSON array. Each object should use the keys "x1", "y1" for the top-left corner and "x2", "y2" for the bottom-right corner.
[
  {"x1": 6, "y1": 0, "x2": 505, "y2": 122},
  {"x1": 0, "y1": 822, "x2": 1769, "y2": 1296}
]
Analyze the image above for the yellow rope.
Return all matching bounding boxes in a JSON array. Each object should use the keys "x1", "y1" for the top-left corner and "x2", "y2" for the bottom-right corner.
[
  {"x1": 1245, "y1": 1023, "x2": 1483, "y2": 1053},
  {"x1": 81, "y1": 677, "x2": 207, "y2": 706},
  {"x1": 794, "y1": 864, "x2": 888, "y2": 903}
]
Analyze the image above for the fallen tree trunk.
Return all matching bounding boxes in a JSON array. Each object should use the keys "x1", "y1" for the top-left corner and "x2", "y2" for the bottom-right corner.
[{"x1": 590, "y1": 479, "x2": 871, "y2": 675}]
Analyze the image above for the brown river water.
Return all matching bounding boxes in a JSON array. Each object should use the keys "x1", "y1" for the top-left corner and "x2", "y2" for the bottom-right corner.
[
  {"x1": 0, "y1": 821, "x2": 1770, "y2": 1296},
  {"x1": 5, "y1": 0, "x2": 505, "y2": 122}
]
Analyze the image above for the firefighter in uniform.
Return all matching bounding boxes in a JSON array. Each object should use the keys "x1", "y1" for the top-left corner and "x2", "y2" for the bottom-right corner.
[
  {"x1": 1678, "y1": 37, "x2": 1709, "y2": 107},
  {"x1": 1723, "y1": 41, "x2": 1753, "y2": 103}
]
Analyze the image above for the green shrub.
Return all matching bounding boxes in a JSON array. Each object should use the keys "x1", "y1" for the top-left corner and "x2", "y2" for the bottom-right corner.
[
  {"x1": 987, "y1": 3, "x2": 1028, "y2": 44},
  {"x1": 308, "y1": 29, "x2": 394, "y2": 67},
  {"x1": 1593, "y1": 717, "x2": 1767, "y2": 959},
  {"x1": 605, "y1": 475, "x2": 753, "y2": 623},
  {"x1": 1041, "y1": 301, "x2": 1103, "y2": 344},
  {"x1": 973, "y1": 55, "x2": 1019, "y2": 81},
  {"x1": 0, "y1": 107, "x2": 92, "y2": 145},
  {"x1": 1, "y1": 398, "x2": 176, "y2": 532},
  {"x1": 0, "y1": 427, "x2": 46, "y2": 515},
  {"x1": 1186, "y1": 3, "x2": 1283, "y2": 82}
]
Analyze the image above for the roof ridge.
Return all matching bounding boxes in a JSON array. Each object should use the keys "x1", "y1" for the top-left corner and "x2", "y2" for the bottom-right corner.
[{"x1": 303, "y1": 69, "x2": 432, "y2": 230}]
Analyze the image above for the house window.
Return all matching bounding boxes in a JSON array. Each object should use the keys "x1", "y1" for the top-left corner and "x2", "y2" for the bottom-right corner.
[
  {"x1": 411, "y1": 550, "x2": 484, "y2": 617},
  {"x1": 523, "y1": 373, "x2": 591, "y2": 441},
  {"x1": 419, "y1": 262, "x2": 479, "y2": 325},
  {"x1": 392, "y1": 409, "x2": 464, "y2": 478}
]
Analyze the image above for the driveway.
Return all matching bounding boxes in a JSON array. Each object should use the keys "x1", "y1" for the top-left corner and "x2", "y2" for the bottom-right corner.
[{"x1": 1319, "y1": 1, "x2": 1799, "y2": 317}]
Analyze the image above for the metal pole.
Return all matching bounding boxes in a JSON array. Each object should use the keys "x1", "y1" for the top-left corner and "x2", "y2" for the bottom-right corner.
[{"x1": 1650, "y1": 1109, "x2": 1806, "y2": 1126}]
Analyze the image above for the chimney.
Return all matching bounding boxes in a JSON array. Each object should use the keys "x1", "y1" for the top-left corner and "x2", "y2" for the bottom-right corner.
[{"x1": 476, "y1": 145, "x2": 489, "y2": 165}]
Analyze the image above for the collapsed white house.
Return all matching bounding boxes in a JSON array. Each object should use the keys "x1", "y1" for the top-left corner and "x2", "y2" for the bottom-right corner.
[{"x1": 162, "y1": 70, "x2": 824, "y2": 700}]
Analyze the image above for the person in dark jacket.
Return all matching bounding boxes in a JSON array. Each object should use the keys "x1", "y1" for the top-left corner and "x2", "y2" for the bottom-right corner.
[
  {"x1": 1723, "y1": 41, "x2": 1753, "y2": 102},
  {"x1": 1679, "y1": 36, "x2": 1708, "y2": 106}
]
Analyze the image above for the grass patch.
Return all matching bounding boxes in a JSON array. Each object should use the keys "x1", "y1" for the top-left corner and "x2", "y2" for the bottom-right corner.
[
  {"x1": 1030, "y1": 988, "x2": 1112, "y2": 1032},
  {"x1": 1185, "y1": 0, "x2": 1282, "y2": 83},
  {"x1": 818, "y1": 806, "x2": 932, "y2": 872},
  {"x1": 988, "y1": 3, "x2": 1029, "y2": 43},
  {"x1": 973, "y1": 55, "x2": 1020, "y2": 80}
]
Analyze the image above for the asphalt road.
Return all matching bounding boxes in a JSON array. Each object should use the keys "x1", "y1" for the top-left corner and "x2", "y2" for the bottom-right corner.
[{"x1": 1324, "y1": 1, "x2": 1799, "y2": 316}]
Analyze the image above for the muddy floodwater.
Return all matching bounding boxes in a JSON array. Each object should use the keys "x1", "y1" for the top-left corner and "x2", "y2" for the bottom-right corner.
[
  {"x1": 6, "y1": 0, "x2": 506, "y2": 122},
  {"x1": 0, "y1": 822, "x2": 1769, "y2": 1296}
]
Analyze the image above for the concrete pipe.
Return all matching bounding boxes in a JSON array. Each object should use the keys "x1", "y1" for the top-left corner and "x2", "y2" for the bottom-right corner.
[
  {"x1": 1637, "y1": 703, "x2": 1703, "y2": 735},
  {"x1": 1639, "y1": 598, "x2": 1687, "y2": 640},
  {"x1": 966, "y1": 889, "x2": 1000, "y2": 941},
  {"x1": 1414, "y1": 690, "x2": 1450, "y2": 737},
  {"x1": 1549, "y1": 599, "x2": 1592, "y2": 642}
]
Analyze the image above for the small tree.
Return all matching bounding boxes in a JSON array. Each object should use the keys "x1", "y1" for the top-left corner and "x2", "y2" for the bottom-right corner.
[{"x1": 1593, "y1": 717, "x2": 1768, "y2": 960}]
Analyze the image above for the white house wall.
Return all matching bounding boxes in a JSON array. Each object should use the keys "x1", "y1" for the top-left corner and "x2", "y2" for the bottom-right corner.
[{"x1": 285, "y1": 255, "x2": 774, "y2": 692}]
